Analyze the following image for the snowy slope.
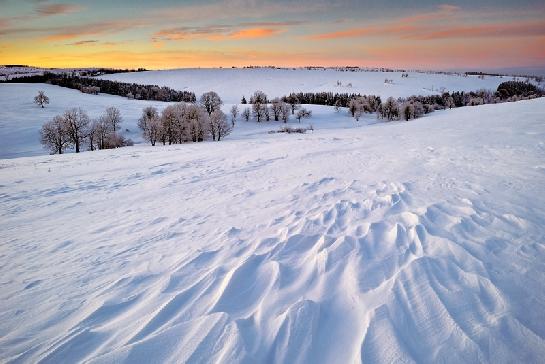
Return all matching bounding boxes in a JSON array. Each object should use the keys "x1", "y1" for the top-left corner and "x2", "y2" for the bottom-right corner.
[
  {"x1": 1, "y1": 98, "x2": 545, "y2": 363},
  {"x1": 98, "y1": 68, "x2": 509, "y2": 103}
]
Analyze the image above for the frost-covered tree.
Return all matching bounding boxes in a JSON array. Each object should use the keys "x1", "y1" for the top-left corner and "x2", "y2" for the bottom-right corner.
[
  {"x1": 40, "y1": 115, "x2": 69, "y2": 154},
  {"x1": 209, "y1": 110, "x2": 232, "y2": 141},
  {"x1": 94, "y1": 115, "x2": 112, "y2": 150},
  {"x1": 62, "y1": 108, "x2": 90, "y2": 153},
  {"x1": 443, "y1": 94, "x2": 455, "y2": 109},
  {"x1": 287, "y1": 94, "x2": 300, "y2": 114},
  {"x1": 264, "y1": 104, "x2": 271, "y2": 121},
  {"x1": 348, "y1": 98, "x2": 359, "y2": 117},
  {"x1": 271, "y1": 98, "x2": 283, "y2": 121},
  {"x1": 402, "y1": 103, "x2": 415, "y2": 121},
  {"x1": 88, "y1": 120, "x2": 98, "y2": 151},
  {"x1": 170, "y1": 103, "x2": 189, "y2": 143},
  {"x1": 138, "y1": 106, "x2": 161, "y2": 146},
  {"x1": 230, "y1": 105, "x2": 239, "y2": 126},
  {"x1": 242, "y1": 107, "x2": 251, "y2": 122},
  {"x1": 250, "y1": 91, "x2": 268, "y2": 122},
  {"x1": 378, "y1": 97, "x2": 399, "y2": 121},
  {"x1": 160, "y1": 105, "x2": 179, "y2": 145},
  {"x1": 199, "y1": 91, "x2": 222, "y2": 116},
  {"x1": 185, "y1": 104, "x2": 209, "y2": 142},
  {"x1": 296, "y1": 108, "x2": 312, "y2": 122},
  {"x1": 34, "y1": 91, "x2": 49, "y2": 108},
  {"x1": 103, "y1": 106, "x2": 122, "y2": 132},
  {"x1": 280, "y1": 102, "x2": 291, "y2": 123}
]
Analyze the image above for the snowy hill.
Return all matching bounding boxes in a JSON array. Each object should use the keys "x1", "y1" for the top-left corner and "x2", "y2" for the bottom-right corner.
[
  {"x1": 98, "y1": 68, "x2": 510, "y2": 103},
  {"x1": 1, "y1": 98, "x2": 544, "y2": 363}
]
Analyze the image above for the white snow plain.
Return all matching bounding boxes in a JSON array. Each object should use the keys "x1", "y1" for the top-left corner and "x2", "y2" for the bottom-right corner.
[
  {"x1": 1, "y1": 96, "x2": 545, "y2": 363},
  {"x1": 98, "y1": 68, "x2": 509, "y2": 103},
  {"x1": 0, "y1": 69, "x2": 513, "y2": 159}
]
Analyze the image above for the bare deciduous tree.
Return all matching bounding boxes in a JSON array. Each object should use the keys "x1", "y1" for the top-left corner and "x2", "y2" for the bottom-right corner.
[
  {"x1": 209, "y1": 110, "x2": 232, "y2": 141},
  {"x1": 34, "y1": 91, "x2": 49, "y2": 108},
  {"x1": 287, "y1": 94, "x2": 300, "y2": 114},
  {"x1": 138, "y1": 106, "x2": 161, "y2": 146},
  {"x1": 378, "y1": 97, "x2": 399, "y2": 121},
  {"x1": 280, "y1": 102, "x2": 291, "y2": 123},
  {"x1": 242, "y1": 107, "x2": 251, "y2": 122},
  {"x1": 295, "y1": 108, "x2": 312, "y2": 122},
  {"x1": 40, "y1": 115, "x2": 68, "y2": 154},
  {"x1": 62, "y1": 108, "x2": 90, "y2": 153},
  {"x1": 185, "y1": 104, "x2": 209, "y2": 142},
  {"x1": 230, "y1": 105, "x2": 239, "y2": 126},
  {"x1": 271, "y1": 98, "x2": 283, "y2": 121},
  {"x1": 199, "y1": 91, "x2": 222, "y2": 116},
  {"x1": 250, "y1": 90, "x2": 268, "y2": 122},
  {"x1": 103, "y1": 106, "x2": 122, "y2": 132}
]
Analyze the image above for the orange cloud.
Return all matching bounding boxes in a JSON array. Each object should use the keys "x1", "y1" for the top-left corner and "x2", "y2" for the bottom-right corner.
[
  {"x1": 153, "y1": 23, "x2": 290, "y2": 42},
  {"x1": 227, "y1": 28, "x2": 280, "y2": 39}
]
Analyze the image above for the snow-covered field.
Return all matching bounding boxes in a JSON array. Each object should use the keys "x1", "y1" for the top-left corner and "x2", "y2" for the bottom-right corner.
[
  {"x1": 0, "y1": 84, "x2": 170, "y2": 159},
  {"x1": 0, "y1": 68, "x2": 516, "y2": 159},
  {"x1": 98, "y1": 68, "x2": 509, "y2": 103},
  {"x1": 0, "y1": 83, "x2": 373, "y2": 159},
  {"x1": 1, "y1": 97, "x2": 545, "y2": 363}
]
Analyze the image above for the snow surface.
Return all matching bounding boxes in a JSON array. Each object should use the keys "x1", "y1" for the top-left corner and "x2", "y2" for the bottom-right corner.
[
  {"x1": 0, "y1": 83, "x2": 374, "y2": 159},
  {"x1": 0, "y1": 67, "x2": 515, "y2": 159},
  {"x1": 1, "y1": 97, "x2": 545, "y2": 363},
  {"x1": 0, "y1": 84, "x2": 170, "y2": 159},
  {"x1": 98, "y1": 68, "x2": 509, "y2": 104}
]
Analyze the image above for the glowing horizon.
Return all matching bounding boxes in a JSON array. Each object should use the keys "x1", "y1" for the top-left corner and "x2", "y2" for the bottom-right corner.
[{"x1": 1, "y1": 0, "x2": 544, "y2": 71}]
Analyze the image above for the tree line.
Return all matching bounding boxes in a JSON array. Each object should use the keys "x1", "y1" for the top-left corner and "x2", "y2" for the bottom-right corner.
[
  {"x1": 6, "y1": 72, "x2": 196, "y2": 102},
  {"x1": 239, "y1": 91, "x2": 312, "y2": 123},
  {"x1": 283, "y1": 81, "x2": 543, "y2": 122}
]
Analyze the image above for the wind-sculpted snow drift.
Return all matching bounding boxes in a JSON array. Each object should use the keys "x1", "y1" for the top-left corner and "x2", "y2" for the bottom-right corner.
[{"x1": 1, "y1": 99, "x2": 545, "y2": 363}]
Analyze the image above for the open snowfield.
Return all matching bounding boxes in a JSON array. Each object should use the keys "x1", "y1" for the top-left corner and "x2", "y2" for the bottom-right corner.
[
  {"x1": 1, "y1": 97, "x2": 545, "y2": 363},
  {"x1": 0, "y1": 68, "x2": 522, "y2": 159},
  {"x1": 0, "y1": 84, "x2": 168, "y2": 159},
  {"x1": 0, "y1": 83, "x2": 372, "y2": 159},
  {"x1": 98, "y1": 68, "x2": 510, "y2": 103}
]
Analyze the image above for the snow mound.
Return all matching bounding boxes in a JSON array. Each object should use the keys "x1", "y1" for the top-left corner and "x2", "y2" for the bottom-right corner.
[{"x1": 1, "y1": 98, "x2": 545, "y2": 363}]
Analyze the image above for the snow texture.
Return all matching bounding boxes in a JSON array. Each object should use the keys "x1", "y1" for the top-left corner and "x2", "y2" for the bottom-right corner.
[{"x1": 1, "y1": 96, "x2": 545, "y2": 363}]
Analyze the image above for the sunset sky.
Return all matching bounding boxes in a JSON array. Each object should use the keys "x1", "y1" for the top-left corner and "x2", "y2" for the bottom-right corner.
[{"x1": 1, "y1": 0, "x2": 544, "y2": 70}]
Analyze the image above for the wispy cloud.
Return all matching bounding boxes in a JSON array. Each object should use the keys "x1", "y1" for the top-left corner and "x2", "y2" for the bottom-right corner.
[
  {"x1": 416, "y1": 21, "x2": 545, "y2": 40},
  {"x1": 65, "y1": 39, "x2": 99, "y2": 46},
  {"x1": 37, "y1": 20, "x2": 145, "y2": 41},
  {"x1": 153, "y1": 21, "x2": 299, "y2": 41},
  {"x1": 35, "y1": 3, "x2": 84, "y2": 16},
  {"x1": 229, "y1": 28, "x2": 281, "y2": 39}
]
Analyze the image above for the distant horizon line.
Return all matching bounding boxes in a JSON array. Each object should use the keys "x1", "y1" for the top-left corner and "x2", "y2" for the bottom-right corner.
[{"x1": 3, "y1": 64, "x2": 545, "y2": 72}]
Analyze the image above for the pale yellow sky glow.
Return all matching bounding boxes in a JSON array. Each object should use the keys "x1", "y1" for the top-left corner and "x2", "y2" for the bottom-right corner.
[{"x1": 1, "y1": 0, "x2": 544, "y2": 70}]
